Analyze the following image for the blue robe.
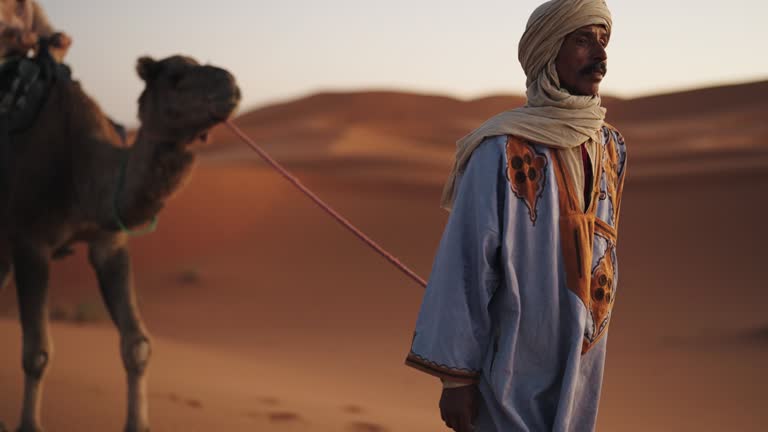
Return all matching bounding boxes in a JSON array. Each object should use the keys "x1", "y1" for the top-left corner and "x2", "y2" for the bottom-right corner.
[{"x1": 406, "y1": 125, "x2": 628, "y2": 431}]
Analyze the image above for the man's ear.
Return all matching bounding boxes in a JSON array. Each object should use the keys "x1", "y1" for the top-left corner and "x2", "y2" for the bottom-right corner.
[{"x1": 137, "y1": 56, "x2": 160, "y2": 82}]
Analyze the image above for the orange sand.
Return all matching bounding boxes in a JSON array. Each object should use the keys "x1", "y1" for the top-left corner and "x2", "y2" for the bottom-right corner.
[{"x1": 1, "y1": 81, "x2": 767, "y2": 431}]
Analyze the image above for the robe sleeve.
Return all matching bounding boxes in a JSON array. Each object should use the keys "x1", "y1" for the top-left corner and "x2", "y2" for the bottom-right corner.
[{"x1": 405, "y1": 136, "x2": 506, "y2": 385}]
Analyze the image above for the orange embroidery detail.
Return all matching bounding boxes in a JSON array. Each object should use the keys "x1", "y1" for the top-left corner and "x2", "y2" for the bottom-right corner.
[
  {"x1": 405, "y1": 352, "x2": 481, "y2": 385},
  {"x1": 585, "y1": 243, "x2": 616, "y2": 351},
  {"x1": 601, "y1": 131, "x2": 619, "y2": 221},
  {"x1": 551, "y1": 142, "x2": 611, "y2": 355},
  {"x1": 505, "y1": 137, "x2": 548, "y2": 224}
]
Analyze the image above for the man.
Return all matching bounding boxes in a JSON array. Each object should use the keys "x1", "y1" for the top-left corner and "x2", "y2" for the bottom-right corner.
[
  {"x1": 0, "y1": 0, "x2": 71, "y2": 62},
  {"x1": 405, "y1": 1, "x2": 628, "y2": 431}
]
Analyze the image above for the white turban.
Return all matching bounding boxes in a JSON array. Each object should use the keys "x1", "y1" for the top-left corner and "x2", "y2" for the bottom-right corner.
[{"x1": 441, "y1": 0, "x2": 613, "y2": 211}]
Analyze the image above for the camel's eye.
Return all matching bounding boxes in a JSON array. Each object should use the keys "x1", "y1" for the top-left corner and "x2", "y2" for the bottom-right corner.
[{"x1": 168, "y1": 73, "x2": 183, "y2": 88}]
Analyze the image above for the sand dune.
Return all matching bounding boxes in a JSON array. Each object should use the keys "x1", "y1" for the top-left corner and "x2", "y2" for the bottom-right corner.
[
  {"x1": 1, "y1": 81, "x2": 767, "y2": 431},
  {"x1": 203, "y1": 80, "x2": 768, "y2": 183},
  {"x1": 603, "y1": 81, "x2": 768, "y2": 122},
  {"x1": 0, "y1": 320, "x2": 418, "y2": 432}
]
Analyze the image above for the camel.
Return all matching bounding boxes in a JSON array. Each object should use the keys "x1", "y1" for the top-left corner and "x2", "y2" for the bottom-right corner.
[{"x1": 0, "y1": 52, "x2": 241, "y2": 432}]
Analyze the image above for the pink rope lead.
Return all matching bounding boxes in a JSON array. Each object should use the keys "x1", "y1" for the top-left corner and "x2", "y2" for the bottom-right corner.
[{"x1": 225, "y1": 119, "x2": 428, "y2": 289}]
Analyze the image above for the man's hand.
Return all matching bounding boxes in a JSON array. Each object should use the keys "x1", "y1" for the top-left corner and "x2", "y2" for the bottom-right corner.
[
  {"x1": 48, "y1": 32, "x2": 72, "y2": 63},
  {"x1": 440, "y1": 384, "x2": 480, "y2": 432},
  {"x1": 49, "y1": 32, "x2": 72, "y2": 49}
]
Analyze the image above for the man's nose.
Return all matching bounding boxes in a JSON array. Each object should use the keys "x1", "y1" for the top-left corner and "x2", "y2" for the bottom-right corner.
[{"x1": 593, "y1": 43, "x2": 607, "y2": 63}]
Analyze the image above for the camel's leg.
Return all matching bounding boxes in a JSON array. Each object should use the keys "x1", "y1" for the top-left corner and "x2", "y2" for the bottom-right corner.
[
  {"x1": 0, "y1": 261, "x2": 10, "y2": 291},
  {"x1": 13, "y1": 240, "x2": 52, "y2": 432},
  {"x1": 89, "y1": 236, "x2": 151, "y2": 432},
  {"x1": 0, "y1": 243, "x2": 10, "y2": 432},
  {"x1": 0, "y1": 242, "x2": 11, "y2": 294}
]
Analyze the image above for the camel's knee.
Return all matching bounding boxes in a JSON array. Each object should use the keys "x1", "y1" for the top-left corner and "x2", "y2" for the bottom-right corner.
[
  {"x1": 0, "y1": 260, "x2": 11, "y2": 290},
  {"x1": 122, "y1": 336, "x2": 151, "y2": 374},
  {"x1": 22, "y1": 348, "x2": 50, "y2": 379},
  {"x1": 0, "y1": 271, "x2": 8, "y2": 289}
]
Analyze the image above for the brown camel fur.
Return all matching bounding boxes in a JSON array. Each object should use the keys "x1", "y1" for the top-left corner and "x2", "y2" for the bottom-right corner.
[{"x1": 0, "y1": 54, "x2": 240, "y2": 432}]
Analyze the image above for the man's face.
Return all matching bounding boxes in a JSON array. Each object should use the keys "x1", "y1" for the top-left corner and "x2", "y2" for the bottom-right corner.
[
  {"x1": 555, "y1": 24, "x2": 609, "y2": 96},
  {"x1": 0, "y1": 0, "x2": 32, "y2": 30}
]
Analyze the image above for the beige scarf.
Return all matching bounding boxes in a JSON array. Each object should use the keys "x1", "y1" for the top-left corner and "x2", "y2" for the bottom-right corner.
[{"x1": 441, "y1": 0, "x2": 612, "y2": 211}]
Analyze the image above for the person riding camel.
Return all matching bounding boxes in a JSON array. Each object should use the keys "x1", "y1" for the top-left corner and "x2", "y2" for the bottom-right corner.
[
  {"x1": 0, "y1": 1, "x2": 85, "y2": 261},
  {"x1": 0, "y1": 0, "x2": 71, "y2": 63}
]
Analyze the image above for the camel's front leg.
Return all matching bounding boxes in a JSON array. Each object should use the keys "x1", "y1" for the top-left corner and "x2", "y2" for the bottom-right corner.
[
  {"x1": 13, "y1": 240, "x2": 52, "y2": 432},
  {"x1": 0, "y1": 243, "x2": 11, "y2": 430},
  {"x1": 0, "y1": 242, "x2": 11, "y2": 294},
  {"x1": 0, "y1": 244, "x2": 10, "y2": 432},
  {"x1": 89, "y1": 235, "x2": 151, "y2": 432}
]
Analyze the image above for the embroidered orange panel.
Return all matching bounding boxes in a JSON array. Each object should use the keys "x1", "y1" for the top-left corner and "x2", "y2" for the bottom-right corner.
[
  {"x1": 602, "y1": 123, "x2": 628, "y2": 230},
  {"x1": 613, "y1": 131, "x2": 628, "y2": 230},
  {"x1": 505, "y1": 137, "x2": 548, "y2": 224},
  {"x1": 590, "y1": 233, "x2": 616, "y2": 341},
  {"x1": 551, "y1": 142, "x2": 615, "y2": 354},
  {"x1": 601, "y1": 130, "x2": 620, "y2": 226},
  {"x1": 560, "y1": 211, "x2": 597, "y2": 353}
]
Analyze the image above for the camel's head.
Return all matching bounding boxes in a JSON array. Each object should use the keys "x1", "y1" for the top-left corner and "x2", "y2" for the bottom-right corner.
[{"x1": 137, "y1": 55, "x2": 241, "y2": 143}]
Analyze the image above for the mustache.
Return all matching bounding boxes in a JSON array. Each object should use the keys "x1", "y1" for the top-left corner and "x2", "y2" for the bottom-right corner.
[{"x1": 581, "y1": 61, "x2": 607, "y2": 76}]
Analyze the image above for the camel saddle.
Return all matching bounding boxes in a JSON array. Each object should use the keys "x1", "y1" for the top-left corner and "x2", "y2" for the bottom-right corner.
[
  {"x1": 0, "y1": 46, "x2": 72, "y2": 232},
  {"x1": 0, "y1": 52, "x2": 71, "y2": 131}
]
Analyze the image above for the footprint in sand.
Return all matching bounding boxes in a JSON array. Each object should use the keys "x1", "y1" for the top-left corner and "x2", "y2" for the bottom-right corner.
[
  {"x1": 245, "y1": 410, "x2": 304, "y2": 424},
  {"x1": 256, "y1": 396, "x2": 281, "y2": 406},
  {"x1": 347, "y1": 421, "x2": 388, "y2": 432},
  {"x1": 247, "y1": 396, "x2": 304, "y2": 423},
  {"x1": 245, "y1": 411, "x2": 261, "y2": 420},
  {"x1": 268, "y1": 411, "x2": 303, "y2": 423},
  {"x1": 164, "y1": 392, "x2": 203, "y2": 409},
  {"x1": 185, "y1": 399, "x2": 203, "y2": 409},
  {"x1": 342, "y1": 404, "x2": 364, "y2": 414}
]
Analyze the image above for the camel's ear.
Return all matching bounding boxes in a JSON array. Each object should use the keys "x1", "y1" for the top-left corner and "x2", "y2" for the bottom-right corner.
[{"x1": 137, "y1": 56, "x2": 160, "y2": 82}]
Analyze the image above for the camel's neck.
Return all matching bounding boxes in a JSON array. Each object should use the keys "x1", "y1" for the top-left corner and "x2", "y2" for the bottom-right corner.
[{"x1": 114, "y1": 129, "x2": 196, "y2": 229}]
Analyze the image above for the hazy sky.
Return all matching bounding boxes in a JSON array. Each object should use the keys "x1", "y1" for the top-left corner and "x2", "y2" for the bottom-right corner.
[{"x1": 45, "y1": 0, "x2": 767, "y2": 126}]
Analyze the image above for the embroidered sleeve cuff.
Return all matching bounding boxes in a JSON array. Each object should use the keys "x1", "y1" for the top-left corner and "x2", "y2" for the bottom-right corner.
[{"x1": 404, "y1": 351, "x2": 480, "y2": 385}]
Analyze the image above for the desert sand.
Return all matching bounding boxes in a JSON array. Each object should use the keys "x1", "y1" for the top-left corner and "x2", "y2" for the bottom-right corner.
[{"x1": 1, "y1": 81, "x2": 767, "y2": 431}]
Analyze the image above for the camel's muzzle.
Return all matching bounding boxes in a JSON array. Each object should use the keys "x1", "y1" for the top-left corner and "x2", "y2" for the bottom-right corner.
[{"x1": 206, "y1": 68, "x2": 241, "y2": 122}]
